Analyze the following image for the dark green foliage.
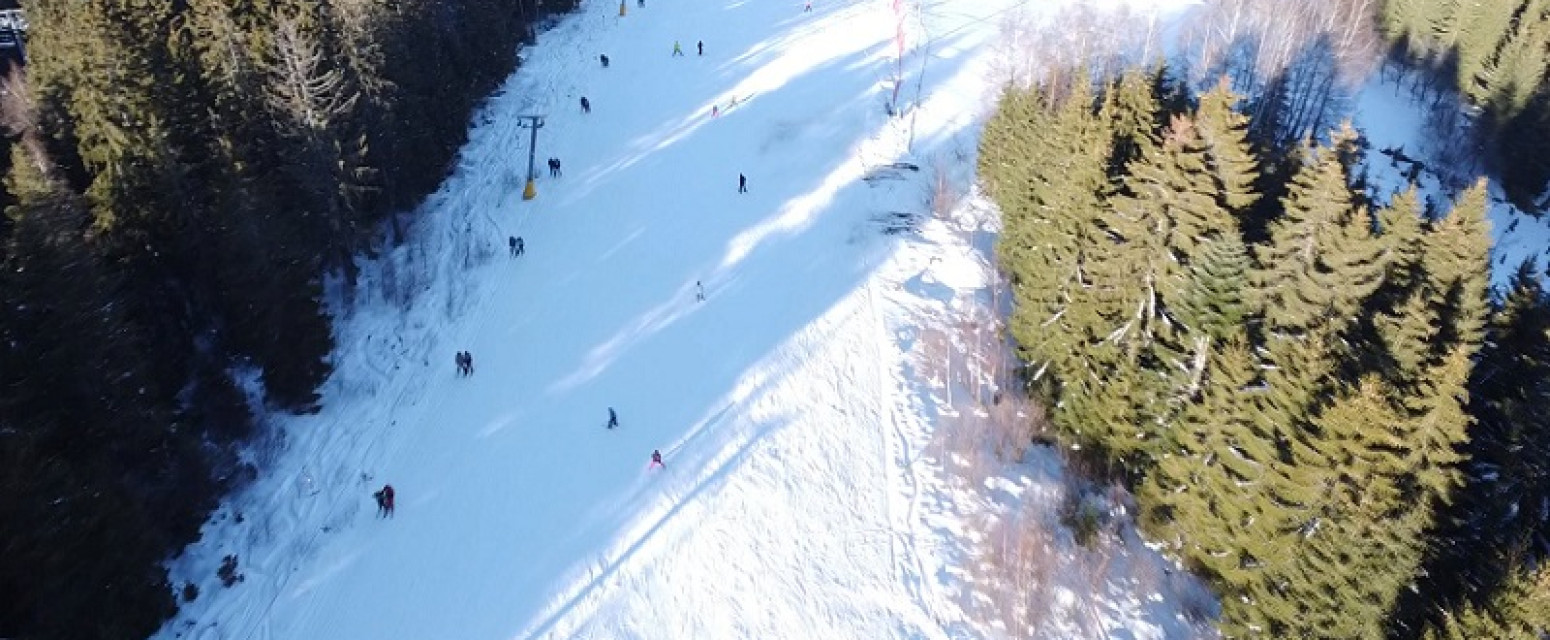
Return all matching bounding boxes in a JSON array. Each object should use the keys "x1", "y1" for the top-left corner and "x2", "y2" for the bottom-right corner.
[
  {"x1": 0, "y1": 0, "x2": 575, "y2": 637},
  {"x1": 1379, "y1": 0, "x2": 1550, "y2": 209},
  {"x1": 982, "y1": 57, "x2": 1548, "y2": 638}
]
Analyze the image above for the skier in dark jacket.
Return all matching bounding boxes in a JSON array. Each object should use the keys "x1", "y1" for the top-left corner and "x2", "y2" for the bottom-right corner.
[
  {"x1": 580, "y1": 97, "x2": 591, "y2": 113},
  {"x1": 600, "y1": 54, "x2": 610, "y2": 67},
  {"x1": 374, "y1": 485, "x2": 396, "y2": 517},
  {"x1": 509, "y1": 236, "x2": 519, "y2": 257},
  {"x1": 697, "y1": 40, "x2": 704, "y2": 56},
  {"x1": 738, "y1": 173, "x2": 747, "y2": 193},
  {"x1": 607, "y1": 407, "x2": 619, "y2": 429}
]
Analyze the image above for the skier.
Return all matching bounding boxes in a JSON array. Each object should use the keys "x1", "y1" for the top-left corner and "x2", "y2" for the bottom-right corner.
[
  {"x1": 464, "y1": 351, "x2": 475, "y2": 376},
  {"x1": 649, "y1": 450, "x2": 665, "y2": 469},
  {"x1": 672, "y1": 41, "x2": 684, "y2": 57},
  {"x1": 580, "y1": 96, "x2": 591, "y2": 113},
  {"x1": 509, "y1": 236, "x2": 519, "y2": 257},
  {"x1": 804, "y1": 0, "x2": 812, "y2": 11},
  {"x1": 712, "y1": 105, "x2": 719, "y2": 118},
  {"x1": 516, "y1": 237, "x2": 525, "y2": 256},
  {"x1": 374, "y1": 485, "x2": 396, "y2": 518},
  {"x1": 600, "y1": 54, "x2": 610, "y2": 67},
  {"x1": 455, "y1": 351, "x2": 466, "y2": 375},
  {"x1": 554, "y1": 158, "x2": 562, "y2": 177},
  {"x1": 696, "y1": 280, "x2": 705, "y2": 302},
  {"x1": 697, "y1": 40, "x2": 703, "y2": 56},
  {"x1": 607, "y1": 407, "x2": 619, "y2": 429},
  {"x1": 738, "y1": 173, "x2": 747, "y2": 193}
]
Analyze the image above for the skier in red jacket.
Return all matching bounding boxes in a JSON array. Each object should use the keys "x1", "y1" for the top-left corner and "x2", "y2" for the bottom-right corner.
[{"x1": 374, "y1": 484, "x2": 396, "y2": 518}]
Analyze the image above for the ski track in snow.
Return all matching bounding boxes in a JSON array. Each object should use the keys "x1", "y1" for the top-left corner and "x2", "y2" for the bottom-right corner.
[{"x1": 155, "y1": 1, "x2": 1211, "y2": 639}]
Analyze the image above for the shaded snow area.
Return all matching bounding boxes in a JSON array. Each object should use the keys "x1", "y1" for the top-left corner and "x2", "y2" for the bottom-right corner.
[
  {"x1": 155, "y1": 0, "x2": 1213, "y2": 639},
  {"x1": 1352, "y1": 73, "x2": 1550, "y2": 290}
]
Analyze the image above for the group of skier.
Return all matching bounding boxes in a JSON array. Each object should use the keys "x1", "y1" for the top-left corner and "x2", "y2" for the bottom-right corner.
[{"x1": 370, "y1": 1, "x2": 841, "y2": 522}]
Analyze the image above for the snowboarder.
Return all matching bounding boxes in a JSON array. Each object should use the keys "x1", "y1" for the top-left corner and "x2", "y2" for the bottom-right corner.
[
  {"x1": 580, "y1": 96, "x2": 591, "y2": 113},
  {"x1": 649, "y1": 450, "x2": 664, "y2": 469},
  {"x1": 374, "y1": 484, "x2": 395, "y2": 518},
  {"x1": 738, "y1": 173, "x2": 747, "y2": 193},
  {"x1": 697, "y1": 40, "x2": 703, "y2": 56},
  {"x1": 672, "y1": 41, "x2": 684, "y2": 57},
  {"x1": 509, "y1": 236, "x2": 519, "y2": 257},
  {"x1": 696, "y1": 281, "x2": 705, "y2": 301},
  {"x1": 607, "y1": 407, "x2": 619, "y2": 429},
  {"x1": 600, "y1": 54, "x2": 610, "y2": 67}
]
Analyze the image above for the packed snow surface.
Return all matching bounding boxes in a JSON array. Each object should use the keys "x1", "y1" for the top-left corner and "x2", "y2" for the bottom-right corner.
[{"x1": 153, "y1": 0, "x2": 1225, "y2": 639}]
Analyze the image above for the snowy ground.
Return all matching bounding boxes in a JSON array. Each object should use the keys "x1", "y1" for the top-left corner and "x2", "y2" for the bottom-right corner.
[
  {"x1": 155, "y1": 1, "x2": 1214, "y2": 639},
  {"x1": 1350, "y1": 72, "x2": 1550, "y2": 290}
]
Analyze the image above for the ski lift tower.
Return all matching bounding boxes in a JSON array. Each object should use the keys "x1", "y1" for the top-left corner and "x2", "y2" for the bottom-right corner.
[{"x1": 516, "y1": 114, "x2": 545, "y2": 200}]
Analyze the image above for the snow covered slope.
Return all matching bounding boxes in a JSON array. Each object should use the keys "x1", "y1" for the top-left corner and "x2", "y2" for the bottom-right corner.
[{"x1": 154, "y1": 1, "x2": 1209, "y2": 639}]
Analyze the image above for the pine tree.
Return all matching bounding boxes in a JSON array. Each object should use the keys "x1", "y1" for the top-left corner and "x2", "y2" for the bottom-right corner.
[
  {"x1": 1378, "y1": 185, "x2": 1426, "y2": 290},
  {"x1": 1193, "y1": 78, "x2": 1260, "y2": 217},
  {"x1": 1174, "y1": 233, "x2": 1253, "y2": 343},
  {"x1": 1423, "y1": 563, "x2": 1550, "y2": 640},
  {"x1": 1452, "y1": 0, "x2": 1532, "y2": 104},
  {"x1": 1474, "y1": 0, "x2": 1550, "y2": 117},
  {"x1": 1255, "y1": 125, "x2": 1384, "y2": 334},
  {"x1": 1421, "y1": 179, "x2": 1493, "y2": 358},
  {"x1": 1258, "y1": 377, "x2": 1427, "y2": 639},
  {"x1": 1141, "y1": 338, "x2": 1290, "y2": 606}
]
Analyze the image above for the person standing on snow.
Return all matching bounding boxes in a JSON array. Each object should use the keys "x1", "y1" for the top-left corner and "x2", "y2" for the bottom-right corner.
[
  {"x1": 580, "y1": 96, "x2": 591, "y2": 113},
  {"x1": 607, "y1": 407, "x2": 619, "y2": 429},
  {"x1": 696, "y1": 281, "x2": 705, "y2": 301},
  {"x1": 509, "y1": 236, "x2": 519, "y2": 257},
  {"x1": 672, "y1": 41, "x2": 684, "y2": 57},
  {"x1": 697, "y1": 40, "x2": 704, "y2": 56},
  {"x1": 738, "y1": 173, "x2": 748, "y2": 193},
  {"x1": 374, "y1": 485, "x2": 396, "y2": 518},
  {"x1": 600, "y1": 53, "x2": 610, "y2": 67},
  {"x1": 649, "y1": 450, "x2": 665, "y2": 469}
]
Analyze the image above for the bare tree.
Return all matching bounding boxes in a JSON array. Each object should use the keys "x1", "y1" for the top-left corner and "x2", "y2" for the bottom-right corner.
[
  {"x1": 264, "y1": 3, "x2": 374, "y2": 268},
  {"x1": 265, "y1": 7, "x2": 359, "y2": 138},
  {"x1": 0, "y1": 68, "x2": 56, "y2": 185}
]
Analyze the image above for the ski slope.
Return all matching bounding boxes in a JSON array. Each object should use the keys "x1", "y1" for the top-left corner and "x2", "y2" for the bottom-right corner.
[{"x1": 155, "y1": 1, "x2": 1211, "y2": 639}]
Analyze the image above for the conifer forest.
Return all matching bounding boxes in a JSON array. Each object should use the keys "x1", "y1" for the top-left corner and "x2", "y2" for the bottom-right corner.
[
  {"x1": 0, "y1": 0, "x2": 1548, "y2": 638},
  {"x1": 981, "y1": 0, "x2": 1550, "y2": 635},
  {"x1": 0, "y1": 0, "x2": 572, "y2": 637}
]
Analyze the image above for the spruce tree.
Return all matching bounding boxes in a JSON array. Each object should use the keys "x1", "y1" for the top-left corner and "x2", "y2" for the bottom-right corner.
[
  {"x1": 1423, "y1": 563, "x2": 1550, "y2": 640},
  {"x1": 1421, "y1": 179, "x2": 1493, "y2": 358},
  {"x1": 1255, "y1": 124, "x2": 1384, "y2": 334},
  {"x1": 1193, "y1": 78, "x2": 1260, "y2": 217},
  {"x1": 1141, "y1": 337, "x2": 1291, "y2": 614},
  {"x1": 1174, "y1": 233, "x2": 1253, "y2": 343},
  {"x1": 1259, "y1": 377, "x2": 1427, "y2": 639}
]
